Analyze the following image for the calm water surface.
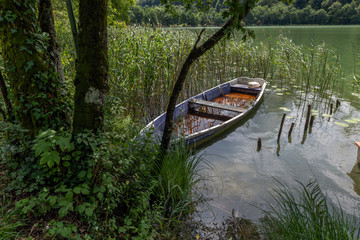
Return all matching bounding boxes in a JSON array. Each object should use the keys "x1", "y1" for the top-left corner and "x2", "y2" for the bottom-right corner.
[{"x1": 200, "y1": 26, "x2": 360, "y2": 222}]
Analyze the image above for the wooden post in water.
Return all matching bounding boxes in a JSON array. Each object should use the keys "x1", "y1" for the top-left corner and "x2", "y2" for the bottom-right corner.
[
  {"x1": 309, "y1": 115, "x2": 315, "y2": 133},
  {"x1": 257, "y1": 138, "x2": 262, "y2": 152},
  {"x1": 330, "y1": 103, "x2": 333, "y2": 115},
  {"x1": 336, "y1": 99, "x2": 341, "y2": 109},
  {"x1": 304, "y1": 104, "x2": 311, "y2": 132},
  {"x1": 288, "y1": 122, "x2": 295, "y2": 142},
  {"x1": 278, "y1": 114, "x2": 286, "y2": 143}
]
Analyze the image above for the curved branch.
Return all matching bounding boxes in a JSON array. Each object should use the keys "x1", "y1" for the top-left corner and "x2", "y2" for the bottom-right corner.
[
  {"x1": 0, "y1": 70, "x2": 13, "y2": 119},
  {"x1": 160, "y1": 4, "x2": 252, "y2": 154}
]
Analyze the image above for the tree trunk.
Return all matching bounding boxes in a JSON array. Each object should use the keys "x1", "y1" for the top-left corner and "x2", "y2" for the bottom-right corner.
[
  {"x1": 160, "y1": 5, "x2": 252, "y2": 153},
  {"x1": 38, "y1": 0, "x2": 66, "y2": 86},
  {"x1": 0, "y1": 0, "x2": 69, "y2": 136},
  {"x1": 72, "y1": 0, "x2": 109, "y2": 135}
]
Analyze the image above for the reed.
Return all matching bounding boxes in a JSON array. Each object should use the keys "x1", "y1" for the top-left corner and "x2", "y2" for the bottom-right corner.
[
  {"x1": 106, "y1": 27, "x2": 342, "y2": 123},
  {"x1": 261, "y1": 179, "x2": 360, "y2": 240},
  {"x1": 153, "y1": 141, "x2": 211, "y2": 221}
]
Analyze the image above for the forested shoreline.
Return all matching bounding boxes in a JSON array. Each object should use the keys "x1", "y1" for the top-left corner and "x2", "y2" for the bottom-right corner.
[{"x1": 129, "y1": 0, "x2": 360, "y2": 26}]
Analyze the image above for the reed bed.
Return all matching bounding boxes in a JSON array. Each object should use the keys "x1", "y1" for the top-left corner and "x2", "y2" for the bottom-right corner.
[
  {"x1": 261, "y1": 179, "x2": 360, "y2": 240},
  {"x1": 106, "y1": 27, "x2": 342, "y2": 123}
]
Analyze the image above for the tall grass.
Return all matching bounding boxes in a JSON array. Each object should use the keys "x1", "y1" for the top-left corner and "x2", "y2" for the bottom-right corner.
[
  {"x1": 152, "y1": 141, "x2": 212, "y2": 226},
  {"x1": 0, "y1": 196, "x2": 23, "y2": 240},
  {"x1": 261, "y1": 179, "x2": 360, "y2": 240},
  {"x1": 106, "y1": 27, "x2": 342, "y2": 122}
]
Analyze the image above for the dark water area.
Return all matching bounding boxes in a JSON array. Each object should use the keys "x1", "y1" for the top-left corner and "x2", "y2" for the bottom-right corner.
[{"x1": 199, "y1": 26, "x2": 360, "y2": 223}]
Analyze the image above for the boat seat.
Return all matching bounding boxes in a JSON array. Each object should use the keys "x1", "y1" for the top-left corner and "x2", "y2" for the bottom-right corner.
[
  {"x1": 231, "y1": 84, "x2": 261, "y2": 94},
  {"x1": 188, "y1": 98, "x2": 246, "y2": 113}
]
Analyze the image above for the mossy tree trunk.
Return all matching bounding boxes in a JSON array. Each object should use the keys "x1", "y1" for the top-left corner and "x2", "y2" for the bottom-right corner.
[
  {"x1": 0, "y1": 0, "x2": 69, "y2": 136},
  {"x1": 72, "y1": 0, "x2": 109, "y2": 135},
  {"x1": 38, "y1": 0, "x2": 66, "y2": 86}
]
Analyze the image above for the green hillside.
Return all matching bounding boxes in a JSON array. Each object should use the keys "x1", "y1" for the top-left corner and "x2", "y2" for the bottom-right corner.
[{"x1": 129, "y1": 0, "x2": 360, "y2": 26}]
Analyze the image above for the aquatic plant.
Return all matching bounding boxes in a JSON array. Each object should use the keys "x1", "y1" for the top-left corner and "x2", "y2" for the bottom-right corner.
[{"x1": 261, "y1": 179, "x2": 360, "y2": 240}]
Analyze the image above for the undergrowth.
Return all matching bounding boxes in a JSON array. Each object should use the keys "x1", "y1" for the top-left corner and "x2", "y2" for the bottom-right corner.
[{"x1": 0, "y1": 118, "x2": 208, "y2": 239}]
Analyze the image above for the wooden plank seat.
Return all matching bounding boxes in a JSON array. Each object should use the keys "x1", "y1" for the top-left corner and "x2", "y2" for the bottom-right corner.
[
  {"x1": 188, "y1": 98, "x2": 246, "y2": 113},
  {"x1": 188, "y1": 108, "x2": 232, "y2": 121},
  {"x1": 230, "y1": 84, "x2": 261, "y2": 94}
]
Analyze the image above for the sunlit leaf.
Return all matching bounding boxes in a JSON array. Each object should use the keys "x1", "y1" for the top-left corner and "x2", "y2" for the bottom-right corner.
[
  {"x1": 344, "y1": 119, "x2": 358, "y2": 124},
  {"x1": 334, "y1": 122, "x2": 349, "y2": 127},
  {"x1": 279, "y1": 107, "x2": 291, "y2": 111},
  {"x1": 286, "y1": 116, "x2": 293, "y2": 119},
  {"x1": 311, "y1": 110, "x2": 318, "y2": 113},
  {"x1": 322, "y1": 113, "x2": 332, "y2": 117},
  {"x1": 276, "y1": 93, "x2": 283, "y2": 96}
]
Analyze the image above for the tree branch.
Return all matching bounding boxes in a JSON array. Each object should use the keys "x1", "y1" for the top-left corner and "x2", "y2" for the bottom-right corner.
[
  {"x1": 160, "y1": 3, "x2": 252, "y2": 155},
  {"x1": 0, "y1": 69, "x2": 13, "y2": 119},
  {"x1": 65, "y1": 0, "x2": 79, "y2": 56}
]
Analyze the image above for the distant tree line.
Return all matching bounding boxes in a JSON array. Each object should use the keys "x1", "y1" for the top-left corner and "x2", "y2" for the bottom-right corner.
[{"x1": 128, "y1": 0, "x2": 360, "y2": 26}]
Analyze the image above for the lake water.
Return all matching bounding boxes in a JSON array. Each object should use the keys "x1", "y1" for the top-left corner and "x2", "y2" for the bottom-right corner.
[{"x1": 200, "y1": 26, "x2": 360, "y2": 223}]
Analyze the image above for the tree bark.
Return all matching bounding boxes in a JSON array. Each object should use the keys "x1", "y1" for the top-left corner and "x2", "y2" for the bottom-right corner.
[
  {"x1": 72, "y1": 0, "x2": 109, "y2": 135},
  {"x1": 38, "y1": 0, "x2": 66, "y2": 86},
  {"x1": 0, "y1": 0, "x2": 69, "y2": 136},
  {"x1": 160, "y1": 5, "x2": 252, "y2": 153}
]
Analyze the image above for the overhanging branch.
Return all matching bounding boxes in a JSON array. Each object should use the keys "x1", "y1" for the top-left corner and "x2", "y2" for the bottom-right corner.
[{"x1": 160, "y1": 3, "x2": 252, "y2": 154}]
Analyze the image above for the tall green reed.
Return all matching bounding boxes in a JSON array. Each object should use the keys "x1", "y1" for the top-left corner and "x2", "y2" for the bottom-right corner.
[
  {"x1": 107, "y1": 27, "x2": 342, "y2": 122},
  {"x1": 152, "y1": 140, "x2": 212, "y2": 227},
  {"x1": 261, "y1": 179, "x2": 360, "y2": 240}
]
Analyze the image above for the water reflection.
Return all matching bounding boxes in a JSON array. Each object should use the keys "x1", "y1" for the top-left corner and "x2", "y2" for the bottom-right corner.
[{"x1": 200, "y1": 83, "x2": 360, "y2": 222}]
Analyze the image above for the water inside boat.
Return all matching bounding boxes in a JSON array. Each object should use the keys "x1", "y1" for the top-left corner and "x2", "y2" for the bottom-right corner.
[{"x1": 175, "y1": 93, "x2": 256, "y2": 136}]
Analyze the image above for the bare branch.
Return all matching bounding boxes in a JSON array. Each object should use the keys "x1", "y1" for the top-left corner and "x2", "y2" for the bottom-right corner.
[
  {"x1": 193, "y1": 28, "x2": 206, "y2": 49},
  {"x1": 0, "y1": 69, "x2": 12, "y2": 117},
  {"x1": 160, "y1": 3, "x2": 252, "y2": 154}
]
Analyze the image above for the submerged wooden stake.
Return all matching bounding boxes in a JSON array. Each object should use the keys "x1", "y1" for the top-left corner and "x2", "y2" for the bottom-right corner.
[
  {"x1": 257, "y1": 138, "x2": 262, "y2": 152},
  {"x1": 330, "y1": 103, "x2": 333, "y2": 115},
  {"x1": 288, "y1": 122, "x2": 295, "y2": 139},
  {"x1": 277, "y1": 114, "x2": 286, "y2": 143},
  {"x1": 336, "y1": 99, "x2": 341, "y2": 109},
  {"x1": 304, "y1": 104, "x2": 311, "y2": 132},
  {"x1": 309, "y1": 115, "x2": 315, "y2": 133}
]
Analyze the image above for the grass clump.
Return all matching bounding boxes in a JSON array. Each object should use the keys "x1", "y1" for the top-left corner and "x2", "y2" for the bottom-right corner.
[
  {"x1": 0, "y1": 196, "x2": 23, "y2": 240},
  {"x1": 261, "y1": 179, "x2": 360, "y2": 240}
]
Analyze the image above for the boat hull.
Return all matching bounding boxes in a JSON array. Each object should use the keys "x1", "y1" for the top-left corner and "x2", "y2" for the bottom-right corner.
[{"x1": 144, "y1": 77, "x2": 267, "y2": 148}]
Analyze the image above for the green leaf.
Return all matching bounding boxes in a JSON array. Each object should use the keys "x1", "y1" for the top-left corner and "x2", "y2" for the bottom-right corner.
[
  {"x1": 78, "y1": 171, "x2": 86, "y2": 179},
  {"x1": 56, "y1": 136, "x2": 74, "y2": 151},
  {"x1": 97, "y1": 192, "x2": 104, "y2": 201},
  {"x1": 73, "y1": 187, "x2": 81, "y2": 194},
  {"x1": 65, "y1": 191, "x2": 73, "y2": 199},
  {"x1": 58, "y1": 207, "x2": 69, "y2": 218},
  {"x1": 85, "y1": 207, "x2": 94, "y2": 217},
  {"x1": 33, "y1": 141, "x2": 52, "y2": 157},
  {"x1": 77, "y1": 204, "x2": 86, "y2": 213}
]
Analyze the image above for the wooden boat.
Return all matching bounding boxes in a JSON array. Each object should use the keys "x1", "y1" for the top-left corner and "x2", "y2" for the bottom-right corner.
[{"x1": 145, "y1": 77, "x2": 267, "y2": 147}]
